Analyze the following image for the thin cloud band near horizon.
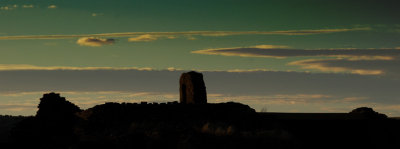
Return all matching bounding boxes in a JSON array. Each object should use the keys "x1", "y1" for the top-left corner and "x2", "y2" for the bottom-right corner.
[
  {"x1": 0, "y1": 27, "x2": 370, "y2": 40},
  {"x1": 192, "y1": 45, "x2": 400, "y2": 76}
]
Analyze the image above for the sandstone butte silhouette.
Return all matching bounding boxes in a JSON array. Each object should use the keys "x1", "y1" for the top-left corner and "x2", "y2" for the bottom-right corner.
[
  {"x1": 180, "y1": 71, "x2": 207, "y2": 104},
  {"x1": 6, "y1": 71, "x2": 400, "y2": 149}
]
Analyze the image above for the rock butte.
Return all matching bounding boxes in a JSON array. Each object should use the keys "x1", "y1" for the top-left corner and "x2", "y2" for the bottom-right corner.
[{"x1": 179, "y1": 71, "x2": 207, "y2": 104}]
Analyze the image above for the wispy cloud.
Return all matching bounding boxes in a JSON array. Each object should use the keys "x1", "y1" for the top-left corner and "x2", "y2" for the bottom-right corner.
[
  {"x1": 192, "y1": 45, "x2": 398, "y2": 60},
  {"x1": 48, "y1": 5, "x2": 57, "y2": 9},
  {"x1": 288, "y1": 59, "x2": 385, "y2": 75},
  {"x1": 0, "y1": 6, "x2": 11, "y2": 10},
  {"x1": 192, "y1": 45, "x2": 292, "y2": 58},
  {"x1": 0, "y1": 104, "x2": 36, "y2": 112},
  {"x1": 91, "y1": 13, "x2": 104, "y2": 17},
  {"x1": 225, "y1": 69, "x2": 271, "y2": 73},
  {"x1": 22, "y1": 5, "x2": 34, "y2": 8},
  {"x1": 128, "y1": 34, "x2": 177, "y2": 42},
  {"x1": 0, "y1": 5, "x2": 17, "y2": 11},
  {"x1": 76, "y1": 37, "x2": 115, "y2": 47},
  {"x1": 128, "y1": 34, "x2": 159, "y2": 42},
  {"x1": 0, "y1": 4, "x2": 35, "y2": 11},
  {"x1": 128, "y1": 34, "x2": 178, "y2": 42},
  {"x1": 193, "y1": 45, "x2": 400, "y2": 76},
  {"x1": 0, "y1": 64, "x2": 280, "y2": 72},
  {"x1": 0, "y1": 64, "x2": 153, "y2": 71},
  {"x1": 0, "y1": 27, "x2": 370, "y2": 40},
  {"x1": 289, "y1": 58, "x2": 400, "y2": 76}
]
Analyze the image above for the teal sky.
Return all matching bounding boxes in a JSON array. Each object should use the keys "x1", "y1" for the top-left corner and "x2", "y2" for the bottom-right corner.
[{"x1": 1, "y1": 0, "x2": 400, "y2": 116}]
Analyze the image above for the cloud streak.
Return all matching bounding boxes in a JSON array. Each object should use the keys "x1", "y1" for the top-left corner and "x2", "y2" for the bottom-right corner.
[
  {"x1": 128, "y1": 34, "x2": 160, "y2": 42},
  {"x1": 0, "y1": 5, "x2": 18, "y2": 10},
  {"x1": 48, "y1": 5, "x2": 57, "y2": 9},
  {"x1": 193, "y1": 45, "x2": 400, "y2": 76},
  {"x1": 128, "y1": 34, "x2": 177, "y2": 42},
  {"x1": 1, "y1": 4, "x2": 35, "y2": 10},
  {"x1": 0, "y1": 64, "x2": 153, "y2": 71},
  {"x1": 289, "y1": 58, "x2": 400, "y2": 76},
  {"x1": 0, "y1": 104, "x2": 36, "y2": 112},
  {"x1": 0, "y1": 64, "x2": 279, "y2": 73},
  {"x1": 0, "y1": 28, "x2": 370, "y2": 40},
  {"x1": 76, "y1": 37, "x2": 115, "y2": 47},
  {"x1": 288, "y1": 59, "x2": 385, "y2": 75},
  {"x1": 192, "y1": 45, "x2": 399, "y2": 60},
  {"x1": 22, "y1": 5, "x2": 34, "y2": 8}
]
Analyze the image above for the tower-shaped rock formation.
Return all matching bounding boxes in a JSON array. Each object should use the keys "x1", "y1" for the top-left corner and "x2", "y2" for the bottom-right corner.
[{"x1": 179, "y1": 71, "x2": 207, "y2": 104}]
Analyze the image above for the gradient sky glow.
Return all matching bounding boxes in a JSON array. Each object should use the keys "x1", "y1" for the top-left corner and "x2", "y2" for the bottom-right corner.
[{"x1": 1, "y1": 0, "x2": 400, "y2": 116}]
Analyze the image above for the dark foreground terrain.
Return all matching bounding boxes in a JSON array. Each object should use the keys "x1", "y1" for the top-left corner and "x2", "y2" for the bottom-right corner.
[{"x1": 1, "y1": 93, "x2": 399, "y2": 149}]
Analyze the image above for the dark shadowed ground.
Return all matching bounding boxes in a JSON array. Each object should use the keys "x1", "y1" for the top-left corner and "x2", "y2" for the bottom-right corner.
[{"x1": 1, "y1": 94, "x2": 399, "y2": 149}]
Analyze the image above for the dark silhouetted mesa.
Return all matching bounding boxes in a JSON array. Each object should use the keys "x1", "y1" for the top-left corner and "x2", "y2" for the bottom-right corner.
[
  {"x1": 4, "y1": 72, "x2": 400, "y2": 149},
  {"x1": 180, "y1": 71, "x2": 207, "y2": 104}
]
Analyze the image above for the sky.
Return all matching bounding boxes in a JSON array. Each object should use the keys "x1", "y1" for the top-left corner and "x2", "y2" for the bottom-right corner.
[{"x1": 0, "y1": 0, "x2": 400, "y2": 116}]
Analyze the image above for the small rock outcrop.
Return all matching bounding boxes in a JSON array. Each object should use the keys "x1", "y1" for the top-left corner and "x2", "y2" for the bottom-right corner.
[
  {"x1": 11, "y1": 92, "x2": 83, "y2": 148},
  {"x1": 349, "y1": 107, "x2": 387, "y2": 119},
  {"x1": 179, "y1": 71, "x2": 207, "y2": 104},
  {"x1": 36, "y1": 92, "x2": 82, "y2": 120}
]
